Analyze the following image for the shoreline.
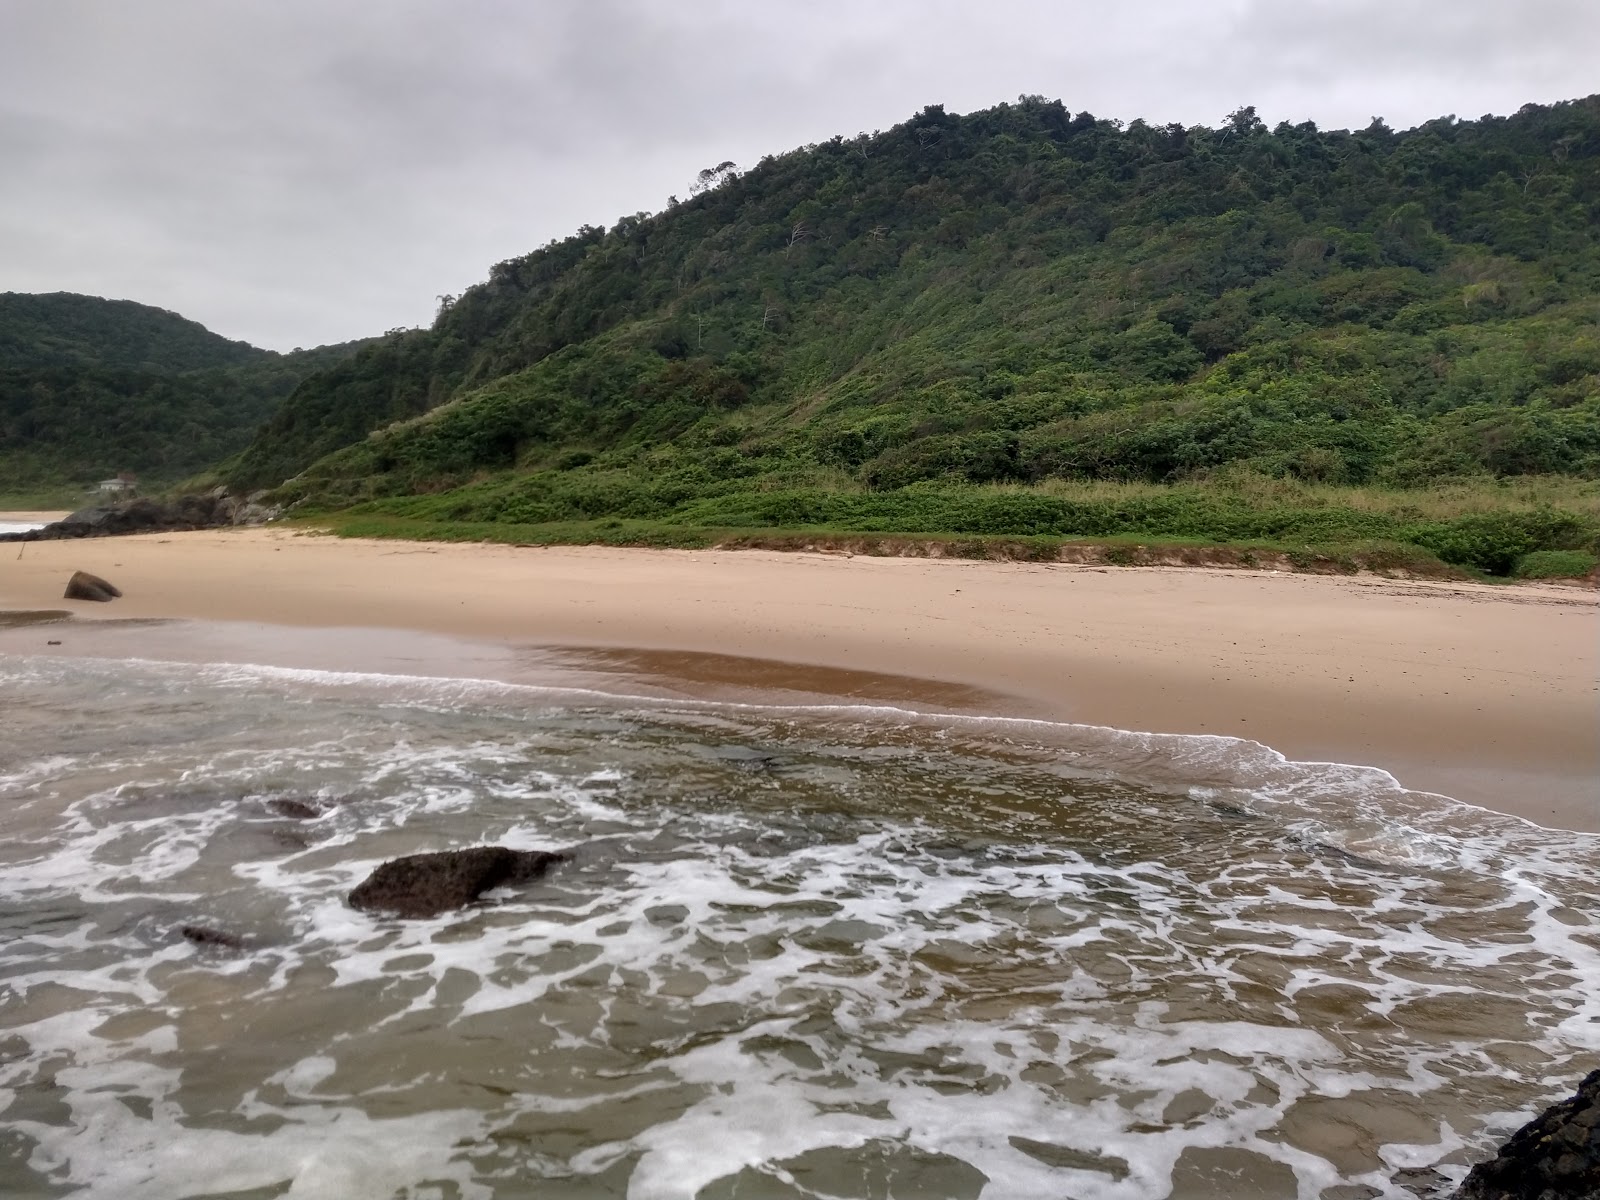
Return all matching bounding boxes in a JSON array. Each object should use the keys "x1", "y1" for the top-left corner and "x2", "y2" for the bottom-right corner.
[
  {"x1": 0, "y1": 510, "x2": 66, "y2": 535},
  {"x1": 1, "y1": 525, "x2": 1595, "y2": 832},
  {"x1": 0, "y1": 510, "x2": 69, "y2": 522}
]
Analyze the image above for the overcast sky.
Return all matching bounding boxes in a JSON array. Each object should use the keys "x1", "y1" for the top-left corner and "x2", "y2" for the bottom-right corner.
[{"x1": 2, "y1": 0, "x2": 1596, "y2": 351}]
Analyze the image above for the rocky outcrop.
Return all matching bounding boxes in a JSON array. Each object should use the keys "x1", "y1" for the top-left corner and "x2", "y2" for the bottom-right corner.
[
  {"x1": 63, "y1": 570, "x2": 121, "y2": 602},
  {"x1": 0, "y1": 488, "x2": 281, "y2": 543},
  {"x1": 1453, "y1": 1069, "x2": 1600, "y2": 1199},
  {"x1": 348, "y1": 846, "x2": 570, "y2": 919}
]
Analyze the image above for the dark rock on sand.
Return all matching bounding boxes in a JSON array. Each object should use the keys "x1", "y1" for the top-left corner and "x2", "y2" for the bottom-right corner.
[
  {"x1": 1453, "y1": 1069, "x2": 1600, "y2": 1199},
  {"x1": 63, "y1": 570, "x2": 122, "y2": 602},
  {"x1": 180, "y1": 924, "x2": 245, "y2": 950},
  {"x1": 348, "y1": 846, "x2": 569, "y2": 919}
]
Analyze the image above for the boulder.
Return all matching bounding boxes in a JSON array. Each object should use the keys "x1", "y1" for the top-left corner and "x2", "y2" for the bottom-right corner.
[
  {"x1": 63, "y1": 570, "x2": 121, "y2": 602},
  {"x1": 180, "y1": 924, "x2": 245, "y2": 950},
  {"x1": 1453, "y1": 1069, "x2": 1600, "y2": 1199},
  {"x1": 0, "y1": 490, "x2": 273, "y2": 543},
  {"x1": 60, "y1": 504, "x2": 119, "y2": 532},
  {"x1": 171, "y1": 492, "x2": 220, "y2": 526},
  {"x1": 233, "y1": 500, "x2": 282, "y2": 526},
  {"x1": 348, "y1": 846, "x2": 569, "y2": 919},
  {"x1": 63, "y1": 497, "x2": 172, "y2": 535}
]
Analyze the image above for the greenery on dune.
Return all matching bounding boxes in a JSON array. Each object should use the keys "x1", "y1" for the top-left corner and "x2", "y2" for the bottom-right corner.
[
  {"x1": 316, "y1": 472, "x2": 1597, "y2": 578},
  {"x1": 235, "y1": 95, "x2": 1600, "y2": 575},
  {"x1": 0, "y1": 292, "x2": 371, "y2": 493}
]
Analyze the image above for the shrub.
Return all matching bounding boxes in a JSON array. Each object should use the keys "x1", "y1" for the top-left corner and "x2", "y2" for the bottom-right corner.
[
  {"x1": 1404, "y1": 509, "x2": 1594, "y2": 575},
  {"x1": 1513, "y1": 549, "x2": 1598, "y2": 579}
]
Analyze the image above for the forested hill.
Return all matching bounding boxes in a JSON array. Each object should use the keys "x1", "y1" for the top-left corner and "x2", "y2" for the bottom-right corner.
[
  {"x1": 233, "y1": 95, "x2": 1600, "y2": 522},
  {"x1": 0, "y1": 293, "x2": 370, "y2": 493},
  {"x1": 0, "y1": 292, "x2": 263, "y2": 373}
]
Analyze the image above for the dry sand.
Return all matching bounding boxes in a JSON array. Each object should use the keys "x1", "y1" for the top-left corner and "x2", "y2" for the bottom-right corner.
[{"x1": 1, "y1": 525, "x2": 1595, "y2": 831}]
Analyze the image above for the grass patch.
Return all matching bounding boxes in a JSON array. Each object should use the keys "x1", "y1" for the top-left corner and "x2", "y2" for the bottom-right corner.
[
  {"x1": 328, "y1": 471, "x2": 1600, "y2": 578},
  {"x1": 310, "y1": 515, "x2": 719, "y2": 550},
  {"x1": 0, "y1": 487, "x2": 85, "y2": 512}
]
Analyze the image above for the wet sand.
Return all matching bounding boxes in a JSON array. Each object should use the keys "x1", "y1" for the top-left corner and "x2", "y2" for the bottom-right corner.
[{"x1": 0, "y1": 525, "x2": 1595, "y2": 831}]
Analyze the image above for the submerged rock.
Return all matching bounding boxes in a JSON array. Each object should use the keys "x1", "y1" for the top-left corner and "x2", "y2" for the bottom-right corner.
[
  {"x1": 180, "y1": 924, "x2": 245, "y2": 950},
  {"x1": 264, "y1": 798, "x2": 325, "y2": 820},
  {"x1": 1453, "y1": 1069, "x2": 1600, "y2": 1199},
  {"x1": 63, "y1": 570, "x2": 121, "y2": 602},
  {"x1": 348, "y1": 846, "x2": 569, "y2": 919}
]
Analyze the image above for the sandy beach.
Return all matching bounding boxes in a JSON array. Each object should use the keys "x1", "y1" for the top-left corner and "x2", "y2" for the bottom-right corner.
[{"x1": 1, "y1": 524, "x2": 1595, "y2": 831}]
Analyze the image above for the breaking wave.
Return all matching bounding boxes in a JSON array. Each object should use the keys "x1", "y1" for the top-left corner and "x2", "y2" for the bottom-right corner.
[{"x1": 1, "y1": 654, "x2": 1595, "y2": 1199}]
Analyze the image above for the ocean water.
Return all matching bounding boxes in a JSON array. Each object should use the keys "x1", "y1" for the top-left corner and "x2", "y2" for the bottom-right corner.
[
  {"x1": 0, "y1": 521, "x2": 49, "y2": 535},
  {"x1": 0, "y1": 652, "x2": 1596, "y2": 1200}
]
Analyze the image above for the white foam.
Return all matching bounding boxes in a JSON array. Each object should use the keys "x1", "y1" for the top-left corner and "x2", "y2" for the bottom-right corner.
[
  {"x1": 3, "y1": 651, "x2": 1597, "y2": 1198},
  {"x1": 4, "y1": 648, "x2": 1564, "y2": 852},
  {"x1": 18, "y1": 1091, "x2": 492, "y2": 1200}
]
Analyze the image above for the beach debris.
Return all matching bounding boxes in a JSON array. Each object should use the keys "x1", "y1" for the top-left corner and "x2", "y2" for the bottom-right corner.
[
  {"x1": 63, "y1": 570, "x2": 121, "y2": 602},
  {"x1": 1452, "y1": 1067, "x2": 1600, "y2": 1198},
  {"x1": 179, "y1": 924, "x2": 246, "y2": 950},
  {"x1": 348, "y1": 846, "x2": 570, "y2": 919}
]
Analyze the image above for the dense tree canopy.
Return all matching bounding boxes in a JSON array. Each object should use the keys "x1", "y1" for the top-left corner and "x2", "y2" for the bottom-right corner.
[
  {"x1": 0, "y1": 293, "x2": 369, "y2": 489},
  {"x1": 0, "y1": 292, "x2": 263, "y2": 373},
  {"x1": 230, "y1": 95, "x2": 1600, "y2": 507}
]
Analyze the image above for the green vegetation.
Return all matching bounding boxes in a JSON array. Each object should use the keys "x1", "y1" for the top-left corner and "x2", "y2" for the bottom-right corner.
[
  {"x1": 312, "y1": 510, "x2": 1463, "y2": 578},
  {"x1": 229, "y1": 96, "x2": 1600, "y2": 575},
  {"x1": 15, "y1": 97, "x2": 1600, "y2": 577},
  {"x1": 1514, "y1": 548, "x2": 1598, "y2": 579},
  {"x1": 308, "y1": 471, "x2": 1596, "y2": 578},
  {"x1": 0, "y1": 292, "x2": 370, "y2": 492},
  {"x1": 0, "y1": 484, "x2": 83, "y2": 512}
]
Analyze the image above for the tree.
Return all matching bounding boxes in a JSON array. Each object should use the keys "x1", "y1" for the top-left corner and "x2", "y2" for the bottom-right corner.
[
  {"x1": 690, "y1": 161, "x2": 739, "y2": 195},
  {"x1": 1225, "y1": 105, "x2": 1265, "y2": 137}
]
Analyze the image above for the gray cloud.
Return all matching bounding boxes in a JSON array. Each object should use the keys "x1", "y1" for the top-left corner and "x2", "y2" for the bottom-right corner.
[{"x1": 2, "y1": 0, "x2": 1595, "y2": 349}]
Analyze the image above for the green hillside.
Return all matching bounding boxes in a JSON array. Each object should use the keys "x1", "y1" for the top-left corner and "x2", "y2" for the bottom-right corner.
[
  {"x1": 0, "y1": 292, "x2": 263, "y2": 373},
  {"x1": 202, "y1": 100, "x2": 1600, "y2": 572},
  {"x1": 0, "y1": 293, "x2": 369, "y2": 493}
]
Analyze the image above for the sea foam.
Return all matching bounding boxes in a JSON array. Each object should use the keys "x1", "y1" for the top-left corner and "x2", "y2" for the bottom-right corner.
[{"x1": 0, "y1": 652, "x2": 1595, "y2": 1198}]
